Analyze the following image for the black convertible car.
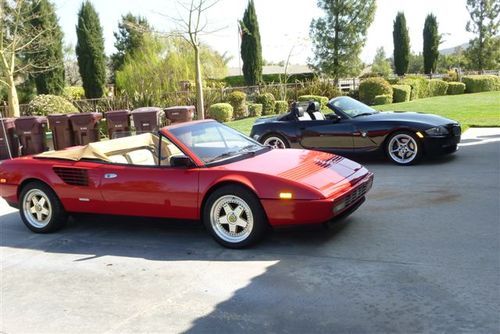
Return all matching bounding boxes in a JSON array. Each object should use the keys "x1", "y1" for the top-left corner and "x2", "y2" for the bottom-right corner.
[{"x1": 249, "y1": 96, "x2": 461, "y2": 165}]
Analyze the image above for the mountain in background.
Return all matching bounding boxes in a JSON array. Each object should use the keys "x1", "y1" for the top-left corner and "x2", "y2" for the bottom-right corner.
[{"x1": 439, "y1": 42, "x2": 469, "y2": 55}]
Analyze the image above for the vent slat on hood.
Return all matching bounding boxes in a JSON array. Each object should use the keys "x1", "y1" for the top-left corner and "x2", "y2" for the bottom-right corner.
[{"x1": 53, "y1": 167, "x2": 89, "y2": 186}]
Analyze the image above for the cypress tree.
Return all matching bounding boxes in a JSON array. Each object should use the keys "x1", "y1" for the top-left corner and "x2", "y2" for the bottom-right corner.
[
  {"x1": 29, "y1": 0, "x2": 65, "y2": 95},
  {"x1": 423, "y1": 14, "x2": 440, "y2": 74},
  {"x1": 393, "y1": 12, "x2": 410, "y2": 76},
  {"x1": 76, "y1": 1, "x2": 106, "y2": 98},
  {"x1": 240, "y1": 0, "x2": 262, "y2": 85}
]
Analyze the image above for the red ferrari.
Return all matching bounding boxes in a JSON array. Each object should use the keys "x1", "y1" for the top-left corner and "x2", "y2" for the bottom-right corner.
[{"x1": 0, "y1": 120, "x2": 373, "y2": 248}]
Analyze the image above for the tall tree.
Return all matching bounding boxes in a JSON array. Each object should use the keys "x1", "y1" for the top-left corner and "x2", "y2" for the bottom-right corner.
[
  {"x1": 110, "y1": 13, "x2": 150, "y2": 76},
  {"x1": 465, "y1": 0, "x2": 500, "y2": 71},
  {"x1": 239, "y1": 0, "x2": 262, "y2": 85},
  {"x1": 393, "y1": 12, "x2": 410, "y2": 76},
  {"x1": 28, "y1": 0, "x2": 65, "y2": 94},
  {"x1": 310, "y1": 0, "x2": 376, "y2": 83},
  {"x1": 166, "y1": 0, "x2": 222, "y2": 120},
  {"x1": 371, "y1": 47, "x2": 392, "y2": 77},
  {"x1": 423, "y1": 13, "x2": 440, "y2": 74},
  {"x1": 75, "y1": 1, "x2": 106, "y2": 98},
  {"x1": 1, "y1": 0, "x2": 61, "y2": 117}
]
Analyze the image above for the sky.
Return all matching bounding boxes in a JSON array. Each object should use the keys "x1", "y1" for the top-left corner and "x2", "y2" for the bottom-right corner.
[{"x1": 54, "y1": 0, "x2": 475, "y2": 69}]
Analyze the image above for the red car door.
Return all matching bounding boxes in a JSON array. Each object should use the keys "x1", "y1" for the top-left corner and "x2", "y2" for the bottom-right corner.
[{"x1": 97, "y1": 164, "x2": 199, "y2": 220}]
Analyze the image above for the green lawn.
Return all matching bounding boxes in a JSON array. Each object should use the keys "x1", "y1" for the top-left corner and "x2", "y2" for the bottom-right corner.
[{"x1": 226, "y1": 91, "x2": 500, "y2": 135}]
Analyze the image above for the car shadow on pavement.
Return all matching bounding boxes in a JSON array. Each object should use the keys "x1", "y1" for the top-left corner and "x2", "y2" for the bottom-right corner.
[
  {"x1": 343, "y1": 151, "x2": 458, "y2": 167},
  {"x1": 0, "y1": 209, "x2": 351, "y2": 263}
]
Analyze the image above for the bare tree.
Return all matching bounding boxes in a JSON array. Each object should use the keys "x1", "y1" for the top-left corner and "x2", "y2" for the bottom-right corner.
[
  {"x1": 161, "y1": 0, "x2": 223, "y2": 120},
  {"x1": 0, "y1": 0, "x2": 58, "y2": 117}
]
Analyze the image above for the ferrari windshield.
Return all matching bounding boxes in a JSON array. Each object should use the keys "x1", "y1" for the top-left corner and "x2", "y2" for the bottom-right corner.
[
  {"x1": 329, "y1": 96, "x2": 378, "y2": 118},
  {"x1": 169, "y1": 121, "x2": 266, "y2": 164}
]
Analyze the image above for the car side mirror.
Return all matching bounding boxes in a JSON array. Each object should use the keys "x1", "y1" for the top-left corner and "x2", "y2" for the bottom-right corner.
[
  {"x1": 327, "y1": 114, "x2": 342, "y2": 122},
  {"x1": 170, "y1": 155, "x2": 194, "y2": 167}
]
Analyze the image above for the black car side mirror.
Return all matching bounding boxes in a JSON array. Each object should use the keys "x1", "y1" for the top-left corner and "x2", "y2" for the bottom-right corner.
[
  {"x1": 327, "y1": 114, "x2": 342, "y2": 122},
  {"x1": 170, "y1": 155, "x2": 194, "y2": 167}
]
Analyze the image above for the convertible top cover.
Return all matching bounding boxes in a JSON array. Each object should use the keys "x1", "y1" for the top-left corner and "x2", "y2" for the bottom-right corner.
[{"x1": 35, "y1": 133, "x2": 161, "y2": 162}]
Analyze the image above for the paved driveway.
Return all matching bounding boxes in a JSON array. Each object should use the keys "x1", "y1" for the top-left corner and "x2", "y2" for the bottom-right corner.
[{"x1": 1, "y1": 130, "x2": 499, "y2": 333}]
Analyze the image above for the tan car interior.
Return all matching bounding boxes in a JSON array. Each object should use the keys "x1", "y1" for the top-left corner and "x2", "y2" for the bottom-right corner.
[{"x1": 36, "y1": 133, "x2": 183, "y2": 166}]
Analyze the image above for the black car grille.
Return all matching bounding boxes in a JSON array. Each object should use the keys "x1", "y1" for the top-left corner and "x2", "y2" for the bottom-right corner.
[{"x1": 53, "y1": 167, "x2": 89, "y2": 186}]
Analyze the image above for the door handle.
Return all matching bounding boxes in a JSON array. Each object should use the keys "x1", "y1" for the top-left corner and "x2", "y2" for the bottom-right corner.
[{"x1": 104, "y1": 173, "x2": 118, "y2": 179}]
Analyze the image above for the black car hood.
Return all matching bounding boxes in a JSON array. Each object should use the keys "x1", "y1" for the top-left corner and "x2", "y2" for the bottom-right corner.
[{"x1": 358, "y1": 111, "x2": 458, "y2": 126}]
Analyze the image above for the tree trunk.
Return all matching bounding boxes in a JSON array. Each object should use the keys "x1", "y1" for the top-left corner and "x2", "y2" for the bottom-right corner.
[
  {"x1": 6, "y1": 75, "x2": 20, "y2": 117},
  {"x1": 194, "y1": 46, "x2": 204, "y2": 120}
]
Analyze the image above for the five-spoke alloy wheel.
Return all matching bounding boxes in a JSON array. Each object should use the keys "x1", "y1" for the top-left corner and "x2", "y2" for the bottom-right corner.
[
  {"x1": 203, "y1": 185, "x2": 267, "y2": 248},
  {"x1": 20, "y1": 182, "x2": 67, "y2": 233},
  {"x1": 386, "y1": 131, "x2": 422, "y2": 165},
  {"x1": 262, "y1": 134, "x2": 289, "y2": 149}
]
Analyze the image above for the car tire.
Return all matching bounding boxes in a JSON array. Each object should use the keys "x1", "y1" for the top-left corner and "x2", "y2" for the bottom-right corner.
[
  {"x1": 19, "y1": 181, "x2": 68, "y2": 233},
  {"x1": 261, "y1": 134, "x2": 290, "y2": 149},
  {"x1": 385, "y1": 131, "x2": 423, "y2": 165},
  {"x1": 203, "y1": 185, "x2": 268, "y2": 248}
]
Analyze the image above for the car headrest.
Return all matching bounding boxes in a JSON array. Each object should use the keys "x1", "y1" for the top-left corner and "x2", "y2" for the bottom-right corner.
[
  {"x1": 307, "y1": 101, "x2": 320, "y2": 112},
  {"x1": 292, "y1": 105, "x2": 305, "y2": 118}
]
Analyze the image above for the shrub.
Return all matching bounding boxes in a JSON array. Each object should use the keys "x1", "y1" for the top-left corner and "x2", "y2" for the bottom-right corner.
[
  {"x1": 347, "y1": 88, "x2": 359, "y2": 100},
  {"x1": 298, "y1": 95, "x2": 329, "y2": 111},
  {"x1": 443, "y1": 70, "x2": 458, "y2": 82},
  {"x1": 255, "y1": 93, "x2": 276, "y2": 115},
  {"x1": 429, "y1": 79, "x2": 449, "y2": 96},
  {"x1": 391, "y1": 84, "x2": 411, "y2": 103},
  {"x1": 373, "y1": 94, "x2": 392, "y2": 105},
  {"x1": 207, "y1": 103, "x2": 233, "y2": 122},
  {"x1": 63, "y1": 86, "x2": 85, "y2": 100},
  {"x1": 226, "y1": 91, "x2": 248, "y2": 119},
  {"x1": 400, "y1": 76, "x2": 430, "y2": 100},
  {"x1": 27, "y1": 94, "x2": 79, "y2": 116},
  {"x1": 447, "y1": 82, "x2": 466, "y2": 95},
  {"x1": 296, "y1": 80, "x2": 341, "y2": 99},
  {"x1": 248, "y1": 103, "x2": 263, "y2": 117},
  {"x1": 462, "y1": 75, "x2": 500, "y2": 93},
  {"x1": 275, "y1": 100, "x2": 288, "y2": 114},
  {"x1": 358, "y1": 77, "x2": 393, "y2": 105}
]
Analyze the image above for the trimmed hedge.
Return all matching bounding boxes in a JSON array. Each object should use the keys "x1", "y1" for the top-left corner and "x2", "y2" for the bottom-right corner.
[
  {"x1": 27, "y1": 94, "x2": 79, "y2": 116},
  {"x1": 207, "y1": 103, "x2": 233, "y2": 122},
  {"x1": 226, "y1": 91, "x2": 248, "y2": 119},
  {"x1": 391, "y1": 84, "x2": 411, "y2": 103},
  {"x1": 400, "y1": 77, "x2": 430, "y2": 100},
  {"x1": 255, "y1": 93, "x2": 276, "y2": 115},
  {"x1": 359, "y1": 77, "x2": 393, "y2": 105},
  {"x1": 462, "y1": 75, "x2": 500, "y2": 93},
  {"x1": 275, "y1": 100, "x2": 289, "y2": 114},
  {"x1": 429, "y1": 79, "x2": 449, "y2": 96},
  {"x1": 248, "y1": 103, "x2": 263, "y2": 117},
  {"x1": 297, "y1": 95, "x2": 329, "y2": 111},
  {"x1": 373, "y1": 94, "x2": 392, "y2": 105},
  {"x1": 447, "y1": 82, "x2": 466, "y2": 95}
]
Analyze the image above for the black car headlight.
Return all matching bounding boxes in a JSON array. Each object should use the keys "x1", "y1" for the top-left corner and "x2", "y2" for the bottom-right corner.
[{"x1": 425, "y1": 126, "x2": 449, "y2": 136}]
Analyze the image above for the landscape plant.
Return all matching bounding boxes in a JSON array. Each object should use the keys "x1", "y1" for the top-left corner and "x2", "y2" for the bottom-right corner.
[{"x1": 359, "y1": 77, "x2": 393, "y2": 105}]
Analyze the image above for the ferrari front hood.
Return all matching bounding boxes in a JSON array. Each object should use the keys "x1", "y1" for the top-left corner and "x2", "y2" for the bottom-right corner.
[{"x1": 227, "y1": 149, "x2": 366, "y2": 196}]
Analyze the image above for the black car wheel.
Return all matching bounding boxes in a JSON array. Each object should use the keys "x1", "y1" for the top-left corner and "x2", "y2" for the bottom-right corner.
[
  {"x1": 262, "y1": 134, "x2": 289, "y2": 149},
  {"x1": 203, "y1": 185, "x2": 268, "y2": 248},
  {"x1": 19, "y1": 181, "x2": 68, "y2": 233},
  {"x1": 386, "y1": 131, "x2": 423, "y2": 165}
]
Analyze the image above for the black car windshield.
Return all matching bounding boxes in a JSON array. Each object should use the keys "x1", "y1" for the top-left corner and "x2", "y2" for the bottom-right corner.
[
  {"x1": 169, "y1": 121, "x2": 266, "y2": 164},
  {"x1": 329, "y1": 96, "x2": 378, "y2": 118}
]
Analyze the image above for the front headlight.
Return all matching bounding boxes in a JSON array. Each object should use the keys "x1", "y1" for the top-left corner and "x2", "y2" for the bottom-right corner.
[{"x1": 425, "y1": 126, "x2": 449, "y2": 136}]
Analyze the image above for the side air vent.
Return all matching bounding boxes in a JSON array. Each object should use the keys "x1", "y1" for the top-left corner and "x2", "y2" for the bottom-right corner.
[{"x1": 53, "y1": 167, "x2": 89, "y2": 186}]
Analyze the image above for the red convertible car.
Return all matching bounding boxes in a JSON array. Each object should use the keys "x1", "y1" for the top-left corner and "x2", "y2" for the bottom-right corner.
[{"x1": 0, "y1": 120, "x2": 373, "y2": 248}]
